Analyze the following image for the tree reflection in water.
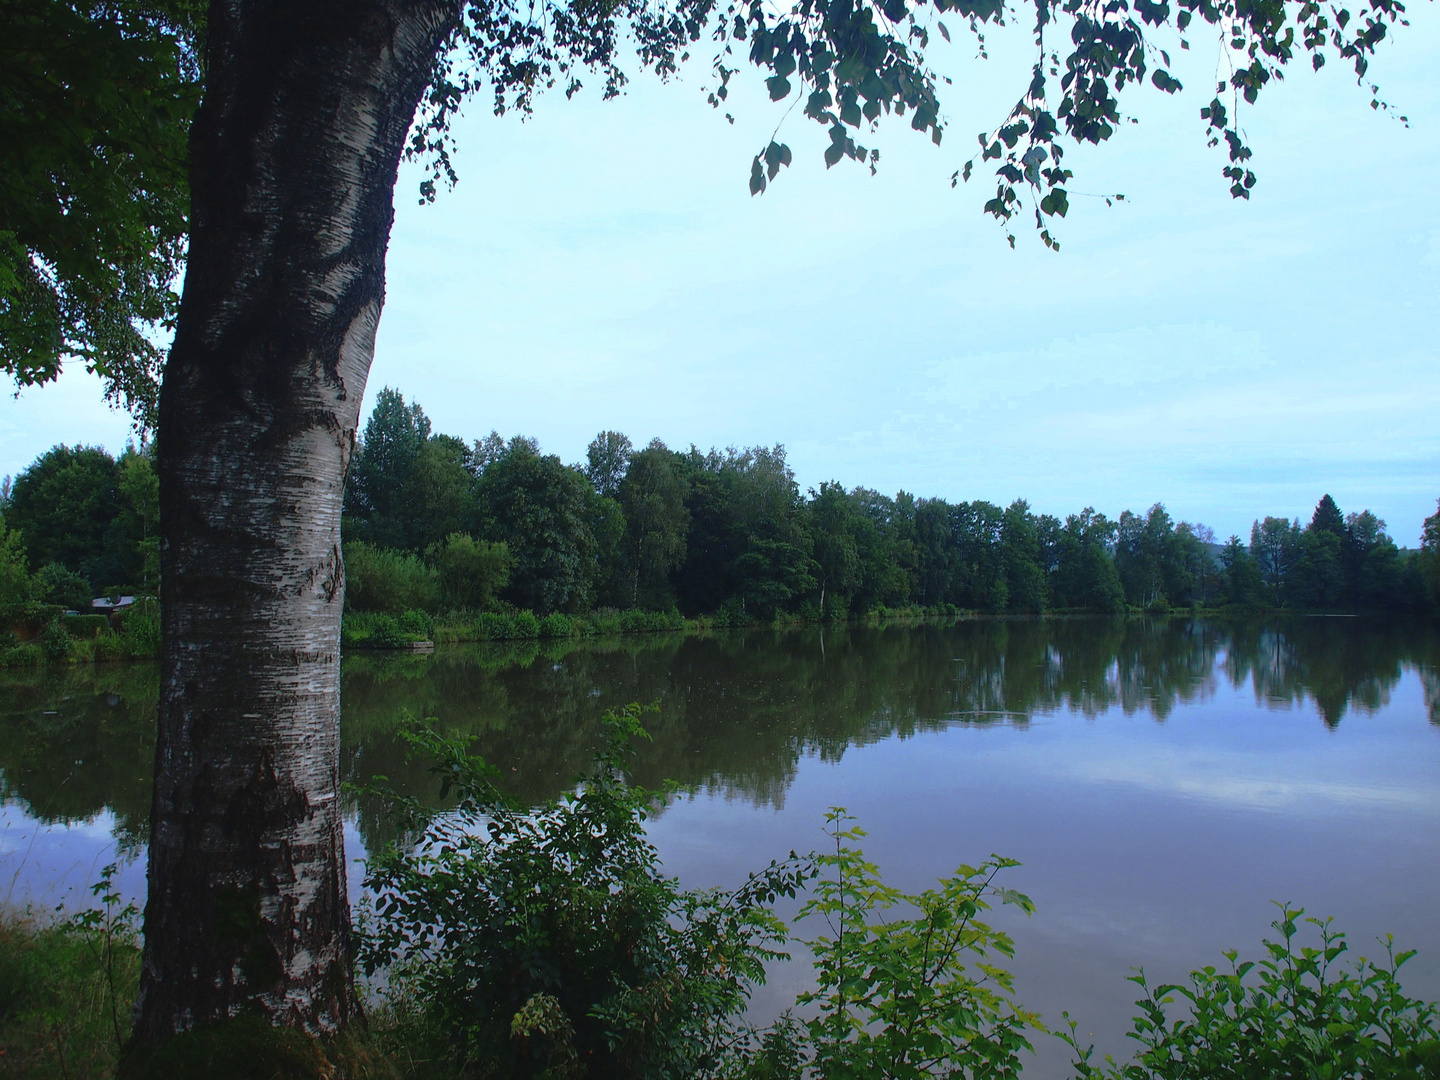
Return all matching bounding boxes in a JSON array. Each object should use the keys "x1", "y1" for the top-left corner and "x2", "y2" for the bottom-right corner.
[{"x1": 5, "y1": 616, "x2": 1434, "y2": 858}]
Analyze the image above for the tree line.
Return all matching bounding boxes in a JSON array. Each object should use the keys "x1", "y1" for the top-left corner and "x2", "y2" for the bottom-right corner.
[
  {"x1": 1, "y1": 387, "x2": 1437, "y2": 631},
  {"x1": 341, "y1": 388, "x2": 1440, "y2": 623}
]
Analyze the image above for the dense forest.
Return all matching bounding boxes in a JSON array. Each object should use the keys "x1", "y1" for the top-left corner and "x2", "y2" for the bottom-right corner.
[
  {"x1": 334, "y1": 389, "x2": 1439, "y2": 624},
  {"x1": 2, "y1": 385, "x2": 1438, "y2": 651}
]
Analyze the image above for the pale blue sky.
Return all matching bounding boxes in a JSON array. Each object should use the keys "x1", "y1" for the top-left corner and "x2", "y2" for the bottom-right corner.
[{"x1": 3, "y1": 7, "x2": 1436, "y2": 542}]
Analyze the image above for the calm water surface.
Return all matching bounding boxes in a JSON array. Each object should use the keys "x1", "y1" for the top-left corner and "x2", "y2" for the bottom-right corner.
[{"x1": 3, "y1": 617, "x2": 1438, "y2": 1076}]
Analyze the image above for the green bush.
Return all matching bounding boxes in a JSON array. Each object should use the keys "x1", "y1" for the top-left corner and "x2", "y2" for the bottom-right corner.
[
  {"x1": 586, "y1": 608, "x2": 623, "y2": 635},
  {"x1": 538, "y1": 612, "x2": 573, "y2": 638},
  {"x1": 63, "y1": 613, "x2": 111, "y2": 638},
  {"x1": 713, "y1": 597, "x2": 748, "y2": 627},
  {"x1": 344, "y1": 541, "x2": 438, "y2": 614},
  {"x1": 95, "y1": 634, "x2": 132, "y2": 661},
  {"x1": 768, "y1": 811, "x2": 1042, "y2": 1079},
  {"x1": 1065, "y1": 905, "x2": 1440, "y2": 1080},
  {"x1": 510, "y1": 610, "x2": 540, "y2": 639},
  {"x1": 613, "y1": 609, "x2": 683, "y2": 634},
  {"x1": 38, "y1": 562, "x2": 94, "y2": 611},
  {"x1": 118, "y1": 599, "x2": 161, "y2": 657},
  {"x1": 360, "y1": 707, "x2": 812, "y2": 1079},
  {"x1": 473, "y1": 612, "x2": 515, "y2": 640},
  {"x1": 0, "y1": 865, "x2": 140, "y2": 1079},
  {"x1": 1, "y1": 643, "x2": 43, "y2": 667},
  {"x1": 344, "y1": 610, "x2": 434, "y2": 649},
  {"x1": 41, "y1": 619, "x2": 74, "y2": 661},
  {"x1": 577, "y1": 608, "x2": 685, "y2": 636},
  {"x1": 432, "y1": 533, "x2": 512, "y2": 611},
  {"x1": 397, "y1": 609, "x2": 434, "y2": 640},
  {"x1": 368, "y1": 614, "x2": 406, "y2": 649},
  {"x1": 358, "y1": 711, "x2": 1056, "y2": 1080}
]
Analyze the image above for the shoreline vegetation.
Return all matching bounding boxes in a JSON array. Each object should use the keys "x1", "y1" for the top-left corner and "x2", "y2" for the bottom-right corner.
[
  {"x1": 2, "y1": 390, "x2": 1438, "y2": 666},
  {"x1": 0, "y1": 599, "x2": 1418, "y2": 669}
]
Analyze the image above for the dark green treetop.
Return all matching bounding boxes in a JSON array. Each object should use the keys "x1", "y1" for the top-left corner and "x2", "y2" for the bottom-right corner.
[
  {"x1": 345, "y1": 387, "x2": 435, "y2": 547},
  {"x1": 1311, "y1": 493, "x2": 1347, "y2": 536},
  {"x1": 6, "y1": 444, "x2": 122, "y2": 586},
  {"x1": 615, "y1": 439, "x2": 690, "y2": 608},
  {"x1": 477, "y1": 437, "x2": 611, "y2": 613}
]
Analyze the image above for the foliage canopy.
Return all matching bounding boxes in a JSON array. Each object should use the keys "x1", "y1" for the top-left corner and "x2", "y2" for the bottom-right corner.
[{"x1": 0, "y1": 0, "x2": 201, "y2": 426}]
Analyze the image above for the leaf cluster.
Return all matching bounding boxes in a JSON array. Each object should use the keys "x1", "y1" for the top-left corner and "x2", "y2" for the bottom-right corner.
[
  {"x1": 752, "y1": 808, "x2": 1042, "y2": 1079},
  {"x1": 409, "y1": 0, "x2": 1409, "y2": 249},
  {"x1": 1064, "y1": 903, "x2": 1440, "y2": 1079},
  {"x1": 0, "y1": 0, "x2": 202, "y2": 426}
]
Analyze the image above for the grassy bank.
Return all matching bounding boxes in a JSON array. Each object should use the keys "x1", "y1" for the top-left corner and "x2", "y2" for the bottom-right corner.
[
  {"x1": 5, "y1": 599, "x2": 1402, "y2": 667},
  {"x1": 0, "y1": 876, "x2": 139, "y2": 1079},
  {"x1": 1, "y1": 603, "x2": 160, "y2": 669},
  {"x1": 339, "y1": 603, "x2": 984, "y2": 649}
]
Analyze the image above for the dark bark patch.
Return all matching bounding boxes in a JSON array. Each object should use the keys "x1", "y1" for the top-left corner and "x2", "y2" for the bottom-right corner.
[{"x1": 210, "y1": 882, "x2": 285, "y2": 995}]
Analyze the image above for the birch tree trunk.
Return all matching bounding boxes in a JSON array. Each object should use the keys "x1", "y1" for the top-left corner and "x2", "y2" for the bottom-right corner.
[{"x1": 134, "y1": 0, "x2": 456, "y2": 1042}]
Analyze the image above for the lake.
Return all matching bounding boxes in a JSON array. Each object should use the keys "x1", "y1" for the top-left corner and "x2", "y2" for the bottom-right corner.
[{"x1": 3, "y1": 616, "x2": 1438, "y2": 1076}]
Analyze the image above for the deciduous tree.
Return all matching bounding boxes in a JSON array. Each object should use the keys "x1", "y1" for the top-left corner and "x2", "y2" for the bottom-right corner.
[
  {"x1": 584, "y1": 430, "x2": 633, "y2": 500},
  {"x1": 615, "y1": 440, "x2": 689, "y2": 609},
  {"x1": 477, "y1": 438, "x2": 608, "y2": 613},
  {"x1": 6, "y1": 445, "x2": 127, "y2": 590}
]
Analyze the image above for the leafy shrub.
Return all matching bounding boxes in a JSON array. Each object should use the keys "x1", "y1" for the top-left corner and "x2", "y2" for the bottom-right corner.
[
  {"x1": 367, "y1": 614, "x2": 406, "y2": 650},
  {"x1": 538, "y1": 612, "x2": 573, "y2": 638},
  {"x1": 0, "y1": 643, "x2": 43, "y2": 667},
  {"x1": 614, "y1": 609, "x2": 683, "y2": 634},
  {"x1": 576, "y1": 608, "x2": 686, "y2": 636},
  {"x1": 1065, "y1": 904, "x2": 1440, "y2": 1079},
  {"x1": 95, "y1": 634, "x2": 132, "y2": 661},
  {"x1": 344, "y1": 541, "x2": 438, "y2": 614},
  {"x1": 473, "y1": 612, "x2": 515, "y2": 640},
  {"x1": 0, "y1": 514, "x2": 37, "y2": 620},
  {"x1": 586, "y1": 608, "x2": 623, "y2": 635},
  {"x1": 398, "y1": 609, "x2": 434, "y2": 641},
  {"x1": 618, "y1": 609, "x2": 652, "y2": 634},
  {"x1": 38, "y1": 562, "x2": 94, "y2": 611},
  {"x1": 358, "y1": 708, "x2": 1053, "y2": 1080},
  {"x1": 712, "y1": 597, "x2": 748, "y2": 628},
  {"x1": 432, "y1": 533, "x2": 512, "y2": 611},
  {"x1": 41, "y1": 619, "x2": 74, "y2": 661},
  {"x1": 63, "y1": 613, "x2": 111, "y2": 638},
  {"x1": 119, "y1": 599, "x2": 161, "y2": 657},
  {"x1": 0, "y1": 865, "x2": 140, "y2": 1078},
  {"x1": 361, "y1": 706, "x2": 812, "y2": 1079},
  {"x1": 510, "y1": 610, "x2": 540, "y2": 639},
  {"x1": 752, "y1": 810, "x2": 1042, "y2": 1079}
]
